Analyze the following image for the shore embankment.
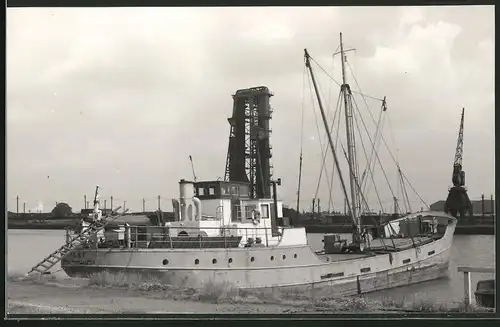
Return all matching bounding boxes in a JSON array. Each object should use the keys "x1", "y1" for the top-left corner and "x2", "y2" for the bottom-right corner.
[{"x1": 7, "y1": 272, "x2": 490, "y2": 315}]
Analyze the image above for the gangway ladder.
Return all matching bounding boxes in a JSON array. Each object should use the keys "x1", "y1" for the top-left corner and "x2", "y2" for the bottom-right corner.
[
  {"x1": 27, "y1": 185, "x2": 118, "y2": 276},
  {"x1": 26, "y1": 218, "x2": 109, "y2": 276}
]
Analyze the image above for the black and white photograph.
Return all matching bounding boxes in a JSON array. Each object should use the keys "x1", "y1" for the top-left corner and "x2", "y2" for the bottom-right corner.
[{"x1": 6, "y1": 5, "x2": 495, "y2": 316}]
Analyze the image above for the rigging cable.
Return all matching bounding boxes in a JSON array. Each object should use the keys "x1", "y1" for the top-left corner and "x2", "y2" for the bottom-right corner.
[
  {"x1": 350, "y1": 91, "x2": 397, "y2": 205},
  {"x1": 387, "y1": 113, "x2": 412, "y2": 212},
  {"x1": 325, "y1": 52, "x2": 337, "y2": 213},
  {"x1": 350, "y1": 96, "x2": 374, "y2": 211},
  {"x1": 360, "y1": 103, "x2": 385, "y2": 191},
  {"x1": 328, "y1": 94, "x2": 344, "y2": 213},
  {"x1": 346, "y1": 59, "x2": 427, "y2": 209},
  {"x1": 310, "y1": 56, "x2": 378, "y2": 214},
  {"x1": 351, "y1": 99, "x2": 384, "y2": 213},
  {"x1": 313, "y1": 87, "x2": 342, "y2": 206},
  {"x1": 313, "y1": 56, "x2": 388, "y2": 212},
  {"x1": 346, "y1": 59, "x2": 385, "y2": 193},
  {"x1": 296, "y1": 65, "x2": 307, "y2": 213},
  {"x1": 361, "y1": 110, "x2": 386, "y2": 200},
  {"x1": 385, "y1": 108, "x2": 407, "y2": 213},
  {"x1": 310, "y1": 54, "x2": 428, "y2": 211},
  {"x1": 309, "y1": 57, "x2": 385, "y2": 102},
  {"x1": 306, "y1": 69, "x2": 335, "y2": 210}
]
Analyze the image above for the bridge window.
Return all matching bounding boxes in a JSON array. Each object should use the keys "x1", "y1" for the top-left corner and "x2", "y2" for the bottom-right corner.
[
  {"x1": 198, "y1": 188, "x2": 205, "y2": 196},
  {"x1": 231, "y1": 205, "x2": 242, "y2": 222},
  {"x1": 209, "y1": 187, "x2": 215, "y2": 196},
  {"x1": 239, "y1": 185, "x2": 249, "y2": 197},
  {"x1": 261, "y1": 204, "x2": 270, "y2": 218}
]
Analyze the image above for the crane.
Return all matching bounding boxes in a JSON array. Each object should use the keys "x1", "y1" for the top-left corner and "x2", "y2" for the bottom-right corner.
[
  {"x1": 189, "y1": 155, "x2": 197, "y2": 182},
  {"x1": 444, "y1": 108, "x2": 472, "y2": 218}
]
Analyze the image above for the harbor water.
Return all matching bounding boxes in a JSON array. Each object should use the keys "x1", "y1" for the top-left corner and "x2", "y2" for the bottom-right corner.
[{"x1": 7, "y1": 229, "x2": 495, "y2": 306}]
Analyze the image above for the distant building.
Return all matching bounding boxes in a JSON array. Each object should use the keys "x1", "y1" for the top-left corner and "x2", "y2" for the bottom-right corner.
[{"x1": 430, "y1": 199, "x2": 495, "y2": 215}]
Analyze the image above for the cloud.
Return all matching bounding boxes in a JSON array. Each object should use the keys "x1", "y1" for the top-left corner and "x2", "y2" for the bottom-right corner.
[{"x1": 6, "y1": 6, "x2": 495, "y2": 212}]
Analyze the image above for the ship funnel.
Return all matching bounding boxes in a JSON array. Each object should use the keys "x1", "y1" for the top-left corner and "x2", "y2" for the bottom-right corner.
[
  {"x1": 179, "y1": 179, "x2": 195, "y2": 221},
  {"x1": 171, "y1": 199, "x2": 180, "y2": 221},
  {"x1": 193, "y1": 197, "x2": 202, "y2": 221}
]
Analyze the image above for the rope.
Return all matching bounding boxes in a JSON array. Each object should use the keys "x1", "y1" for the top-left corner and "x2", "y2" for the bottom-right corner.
[
  {"x1": 306, "y1": 69, "x2": 335, "y2": 209},
  {"x1": 400, "y1": 170, "x2": 430, "y2": 209},
  {"x1": 307, "y1": 51, "x2": 428, "y2": 212},
  {"x1": 344, "y1": 59, "x2": 427, "y2": 209},
  {"x1": 361, "y1": 111, "x2": 386, "y2": 201},
  {"x1": 351, "y1": 101, "x2": 383, "y2": 213},
  {"x1": 309, "y1": 57, "x2": 385, "y2": 102},
  {"x1": 360, "y1": 104, "x2": 386, "y2": 192},
  {"x1": 347, "y1": 63, "x2": 427, "y2": 208},
  {"x1": 296, "y1": 66, "x2": 307, "y2": 213},
  {"x1": 350, "y1": 92, "x2": 397, "y2": 203},
  {"x1": 314, "y1": 91, "x2": 342, "y2": 204},
  {"x1": 328, "y1": 99, "x2": 343, "y2": 212}
]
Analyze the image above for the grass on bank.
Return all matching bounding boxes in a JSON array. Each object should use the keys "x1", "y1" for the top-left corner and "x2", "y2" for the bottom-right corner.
[
  {"x1": 84, "y1": 271, "x2": 492, "y2": 313},
  {"x1": 8, "y1": 271, "x2": 492, "y2": 313}
]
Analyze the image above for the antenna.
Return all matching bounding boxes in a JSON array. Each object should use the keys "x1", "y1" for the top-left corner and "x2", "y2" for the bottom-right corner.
[{"x1": 189, "y1": 155, "x2": 197, "y2": 182}]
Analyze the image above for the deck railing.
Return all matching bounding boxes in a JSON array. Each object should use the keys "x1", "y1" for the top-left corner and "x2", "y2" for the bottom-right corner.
[
  {"x1": 66, "y1": 225, "x2": 278, "y2": 249},
  {"x1": 458, "y1": 266, "x2": 495, "y2": 306}
]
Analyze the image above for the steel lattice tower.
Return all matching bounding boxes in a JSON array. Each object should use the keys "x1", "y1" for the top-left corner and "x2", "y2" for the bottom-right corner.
[{"x1": 224, "y1": 86, "x2": 274, "y2": 199}]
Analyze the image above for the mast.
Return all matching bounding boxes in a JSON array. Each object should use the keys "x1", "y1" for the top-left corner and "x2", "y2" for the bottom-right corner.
[
  {"x1": 304, "y1": 49, "x2": 356, "y2": 229},
  {"x1": 339, "y1": 32, "x2": 361, "y2": 231}
]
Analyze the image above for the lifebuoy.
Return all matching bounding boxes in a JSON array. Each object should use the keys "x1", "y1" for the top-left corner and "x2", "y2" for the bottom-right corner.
[{"x1": 252, "y1": 210, "x2": 261, "y2": 225}]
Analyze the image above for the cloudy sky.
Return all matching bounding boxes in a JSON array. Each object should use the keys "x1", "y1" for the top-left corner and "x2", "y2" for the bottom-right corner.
[{"x1": 7, "y1": 6, "x2": 494, "y2": 214}]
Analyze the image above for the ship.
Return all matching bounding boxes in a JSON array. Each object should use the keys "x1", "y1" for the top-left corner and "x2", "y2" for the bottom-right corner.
[{"x1": 28, "y1": 33, "x2": 457, "y2": 298}]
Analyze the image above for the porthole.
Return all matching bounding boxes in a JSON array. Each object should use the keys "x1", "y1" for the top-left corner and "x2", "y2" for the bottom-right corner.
[
  {"x1": 162, "y1": 259, "x2": 169, "y2": 265},
  {"x1": 294, "y1": 254, "x2": 297, "y2": 259},
  {"x1": 282, "y1": 255, "x2": 286, "y2": 260},
  {"x1": 228, "y1": 258, "x2": 233, "y2": 263},
  {"x1": 212, "y1": 259, "x2": 217, "y2": 264},
  {"x1": 195, "y1": 259, "x2": 199, "y2": 265},
  {"x1": 250, "y1": 257, "x2": 255, "y2": 262},
  {"x1": 270, "y1": 256, "x2": 275, "y2": 261}
]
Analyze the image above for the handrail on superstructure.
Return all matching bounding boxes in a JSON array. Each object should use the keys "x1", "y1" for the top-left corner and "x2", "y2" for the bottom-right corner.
[
  {"x1": 457, "y1": 266, "x2": 495, "y2": 306},
  {"x1": 66, "y1": 225, "x2": 279, "y2": 250}
]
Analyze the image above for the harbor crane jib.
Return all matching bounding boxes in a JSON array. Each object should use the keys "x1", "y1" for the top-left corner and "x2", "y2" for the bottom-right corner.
[{"x1": 444, "y1": 108, "x2": 472, "y2": 218}]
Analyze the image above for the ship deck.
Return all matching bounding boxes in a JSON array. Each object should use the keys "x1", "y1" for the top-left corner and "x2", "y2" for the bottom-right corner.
[
  {"x1": 316, "y1": 235, "x2": 437, "y2": 262},
  {"x1": 318, "y1": 252, "x2": 373, "y2": 262},
  {"x1": 369, "y1": 235, "x2": 435, "y2": 251}
]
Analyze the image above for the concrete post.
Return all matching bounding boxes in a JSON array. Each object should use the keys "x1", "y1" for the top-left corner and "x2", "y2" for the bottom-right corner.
[{"x1": 463, "y1": 271, "x2": 471, "y2": 306}]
